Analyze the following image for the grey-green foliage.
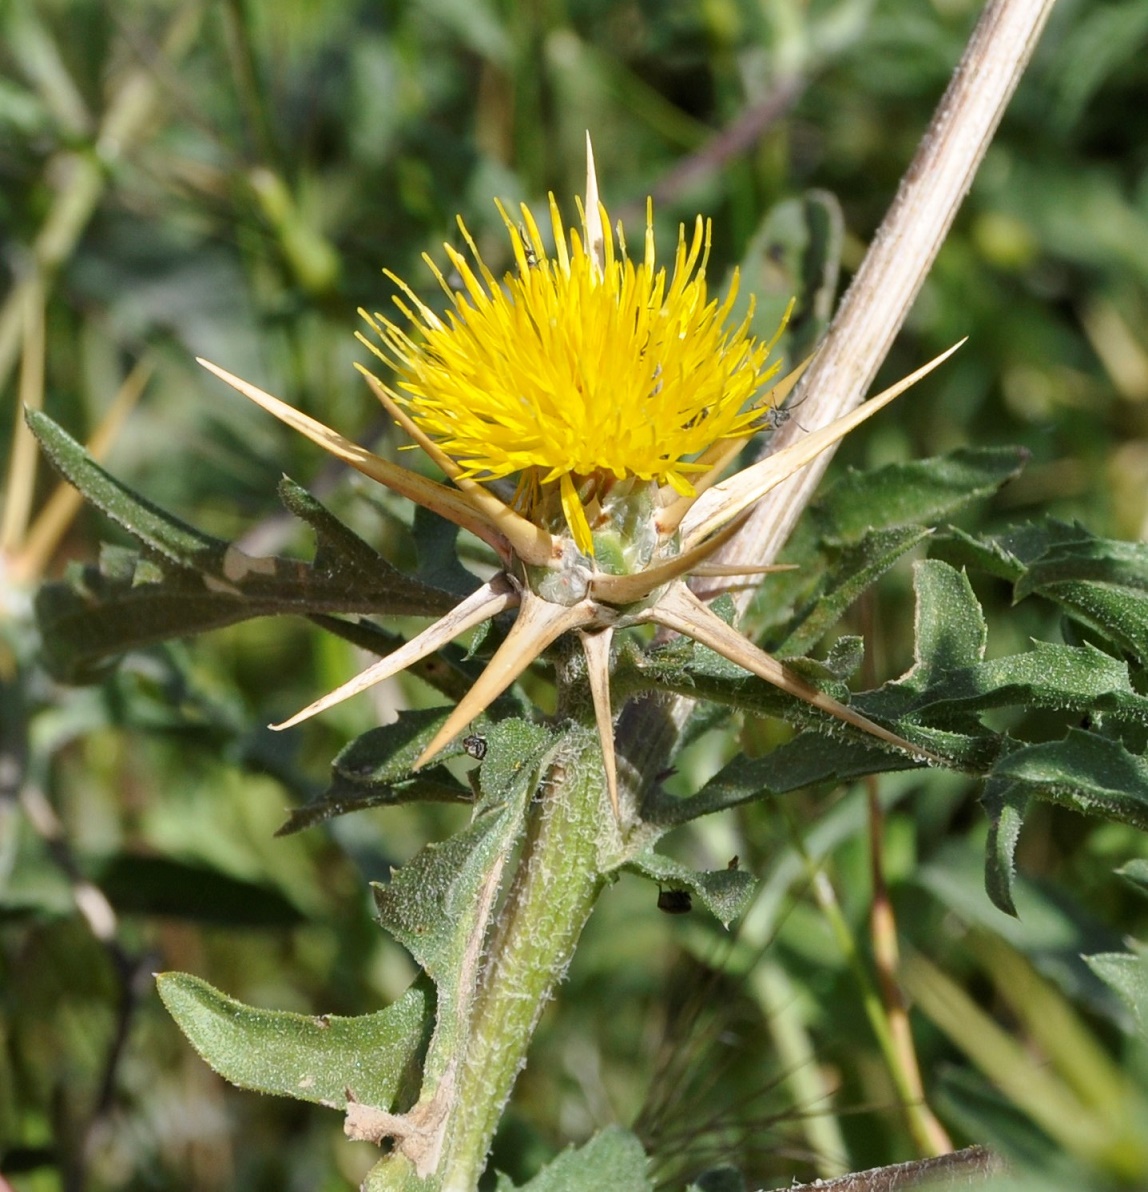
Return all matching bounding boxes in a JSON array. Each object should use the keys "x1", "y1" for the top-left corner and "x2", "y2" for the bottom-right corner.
[
  {"x1": 156, "y1": 972, "x2": 432, "y2": 1110},
  {"x1": 27, "y1": 411, "x2": 456, "y2": 681},
  {"x1": 32, "y1": 391, "x2": 1148, "y2": 925},
  {"x1": 155, "y1": 718, "x2": 549, "y2": 1132},
  {"x1": 493, "y1": 1126, "x2": 653, "y2": 1192},
  {"x1": 650, "y1": 537, "x2": 1148, "y2": 918},
  {"x1": 621, "y1": 848, "x2": 758, "y2": 928},
  {"x1": 370, "y1": 719, "x2": 551, "y2": 1092}
]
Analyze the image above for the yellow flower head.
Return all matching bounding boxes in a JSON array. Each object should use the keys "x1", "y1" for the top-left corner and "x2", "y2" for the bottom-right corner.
[
  {"x1": 359, "y1": 192, "x2": 782, "y2": 555},
  {"x1": 198, "y1": 138, "x2": 958, "y2": 817}
]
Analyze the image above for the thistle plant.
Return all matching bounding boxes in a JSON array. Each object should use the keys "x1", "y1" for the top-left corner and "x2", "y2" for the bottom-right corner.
[
  {"x1": 19, "y1": 3, "x2": 1148, "y2": 1188},
  {"x1": 182, "y1": 142, "x2": 971, "y2": 1187},
  {"x1": 198, "y1": 140, "x2": 955, "y2": 824}
]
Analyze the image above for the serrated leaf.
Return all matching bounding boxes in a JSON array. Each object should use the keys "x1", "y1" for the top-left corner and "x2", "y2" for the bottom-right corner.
[
  {"x1": 776, "y1": 525, "x2": 930, "y2": 657},
  {"x1": 813, "y1": 447, "x2": 1029, "y2": 544},
  {"x1": 933, "y1": 525, "x2": 1027, "y2": 583},
  {"x1": 937, "y1": 642, "x2": 1145, "y2": 721},
  {"x1": 941, "y1": 520, "x2": 1148, "y2": 663},
  {"x1": 1016, "y1": 533, "x2": 1148, "y2": 661},
  {"x1": 278, "y1": 709, "x2": 473, "y2": 836},
  {"x1": 92, "y1": 854, "x2": 304, "y2": 926},
  {"x1": 494, "y1": 1126, "x2": 652, "y2": 1192},
  {"x1": 27, "y1": 409, "x2": 226, "y2": 566},
  {"x1": 156, "y1": 972, "x2": 431, "y2": 1109},
  {"x1": 1084, "y1": 951, "x2": 1148, "y2": 1039},
  {"x1": 373, "y1": 810, "x2": 517, "y2": 990},
  {"x1": 644, "y1": 734, "x2": 921, "y2": 827},
  {"x1": 620, "y1": 850, "x2": 758, "y2": 927},
  {"x1": 822, "y1": 634, "x2": 865, "y2": 679},
  {"x1": 473, "y1": 718, "x2": 555, "y2": 804},
  {"x1": 912, "y1": 559, "x2": 987, "y2": 673},
  {"x1": 988, "y1": 730, "x2": 1148, "y2": 832},
  {"x1": 28, "y1": 412, "x2": 458, "y2": 680},
  {"x1": 981, "y1": 779, "x2": 1028, "y2": 918}
]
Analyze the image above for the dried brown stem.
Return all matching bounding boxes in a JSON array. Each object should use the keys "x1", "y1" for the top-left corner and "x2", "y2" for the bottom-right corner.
[
  {"x1": 712, "y1": 0, "x2": 1058, "y2": 584},
  {"x1": 621, "y1": 0, "x2": 1058, "y2": 803},
  {"x1": 780, "y1": 1145, "x2": 1003, "y2": 1191}
]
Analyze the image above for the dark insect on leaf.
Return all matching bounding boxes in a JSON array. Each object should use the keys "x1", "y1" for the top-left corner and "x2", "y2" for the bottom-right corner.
[
  {"x1": 462, "y1": 734, "x2": 488, "y2": 760},
  {"x1": 657, "y1": 889, "x2": 693, "y2": 915}
]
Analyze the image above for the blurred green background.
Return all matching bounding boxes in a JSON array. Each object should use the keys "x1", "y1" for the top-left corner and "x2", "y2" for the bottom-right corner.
[{"x1": 3, "y1": 0, "x2": 1148, "y2": 1189}]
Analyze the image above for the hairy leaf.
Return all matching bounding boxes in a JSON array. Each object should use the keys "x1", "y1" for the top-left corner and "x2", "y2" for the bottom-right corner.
[
  {"x1": 643, "y1": 735, "x2": 922, "y2": 827},
  {"x1": 775, "y1": 525, "x2": 931, "y2": 657},
  {"x1": 754, "y1": 447, "x2": 1028, "y2": 646},
  {"x1": 987, "y1": 731, "x2": 1148, "y2": 832},
  {"x1": 493, "y1": 1125, "x2": 652, "y2": 1192},
  {"x1": 620, "y1": 849, "x2": 758, "y2": 927},
  {"x1": 982, "y1": 780, "x2": 1029, "y2": 918},
  {"x1": 941, "y1": 519, "x2": 1148, "y2": 661},
  {"x1": 156, "y1": 972, "x2": 431, "y2": 1109},
  {"x1": 371, "y1": 720, "x2": 552, "y2": 1089},
  {"x1": 278, "y1": 708, "x2": 473, "y2": 836},
  {"x1": 29, "y1": 411, "x2": 455, "y2": 680}
]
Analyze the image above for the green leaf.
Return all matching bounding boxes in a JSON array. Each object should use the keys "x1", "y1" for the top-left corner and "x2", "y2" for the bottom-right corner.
[
  {"x1": 156, "y1": 972, "x2": 431, "y2": 1109},
  {"x1": 982, "y1": 779, "x2": 1029, "y2": 918},
  {"x1": 775, "y1": 525, "x2": 931, "y2": 657},
  {"x1": 412, "y1": 504, "x2": 483, "y2": 598},
  {"x1": 472, "y1": 718, "x2": 556, "y2": 806},
  {"x1": 934, "y1": 524, "x2": 1029, "y2": 583},
  {"x1": 988, "y1": 730, "x2": 1148, "y2": 832},
  {"x1": 912, "y1": 559, "x2": 987, "y2": 673},
  {"x1": 28, "y1": 412, "x2": 457, "y2": 680},
  {"x1": 372, "y1": 809, "x2": 518, "y2": 990},
  {"x1": 812, "y1": 447, "x2": 1030, "y2": 544},
  {"x1": 756, "y1": 447, "x2": 1028, "y2": 647},
  {"x1": 371, "y1": 720, "x2": 552, "y2": 1089},
  {"x1": 940, "y1": 519, "x2": 1148, "y2": 663},
  {"x1": 1084, "y1": 950, "x2": 1148, "y2": 1039},
  {"x1": 620, "y1": 850, "x2": 758, "y2": 927},
  {"x1": 277, "y1": 709, "x2": 473, "y2": 836},
  {"x1": 1015, "y1": 531, "x2": 1148, "y2": 661},
  {"x1": 494, "y1": 1126, "x2": 652, "y2": 1192},
  {"x1": 27, "y1": 408, "x2": 225, "y2": 567},
  {"x1": 644, "y1": 734, "x2": 921, "y2": 827},
  {"x1": 92, "y1": 854, "x2": 304, "y2": 926}
]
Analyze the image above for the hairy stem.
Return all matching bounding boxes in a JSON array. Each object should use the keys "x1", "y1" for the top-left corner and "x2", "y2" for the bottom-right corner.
[{"x1": 437, "y1": 732, "x2": 610, "y2": 1191}]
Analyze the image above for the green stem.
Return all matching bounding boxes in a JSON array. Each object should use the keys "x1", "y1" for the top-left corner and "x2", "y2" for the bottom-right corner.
[{"x1": 438, "y1": 731, "x2": 609, "y2": 1191}]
